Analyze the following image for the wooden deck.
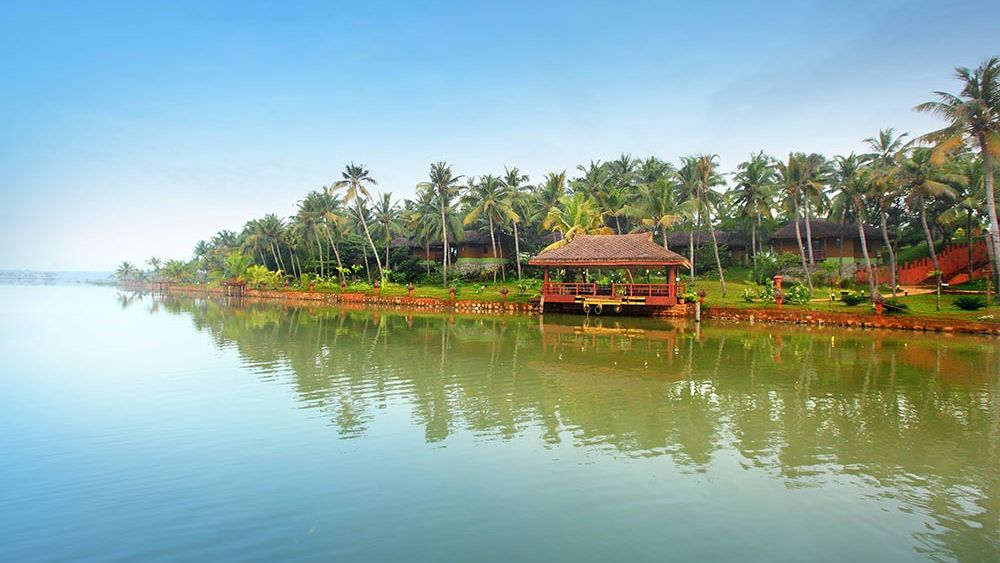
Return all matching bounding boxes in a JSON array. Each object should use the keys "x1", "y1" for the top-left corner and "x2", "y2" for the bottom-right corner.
[{"x1": 540, "y1": 282, "x2": 684, "y2": 314}]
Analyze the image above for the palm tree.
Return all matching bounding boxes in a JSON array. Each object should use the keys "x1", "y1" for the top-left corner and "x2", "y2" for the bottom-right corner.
[
  {"x1": 296, "y1": 191, "x2": 329, "y2": 277},
  {"x1": 371, "y1": 192, "x2": 403, "y2": 273},
  {"x1": 897, "y1": 147, "x2": 965, "y2": 309},
  {"x1": 115, "y1": 261, "x2": 139, "y2": 283},
  {"x1": 731, "y1": 151, "x2": 777, "y2": 278},
  {"x1": 776, "y1": 153, "x2": 813, "y2": 292},
  {"x1": 501, "y1": 167, "x2": 531, "y2": 281},
  {"x1": 417, "y1": 162, "x2": 463, "y2": 285},
  {"x1": 864, "y1": 128, "x2": 908, "y2": 295},
  {"x1": 541, "y1": 193, "x2": 612, "y2": 249},
  {"x1": 534, "y1": 171, "x2": 567, "y2": 225},
  {"x1": 916, "y1": 57, "x2": 1000, "y2": 302},
  {"x1": 332, "y1": 163, "x2": 384, "y2": 281},
  {"x1": 257, "y1": 214, "x2": 288, "y2": 273},
  {"x1": 800, "y1": 153, "x2": 830, "y2": 268},
  {"x1": 832, "y1": 154, "x2": 876, "y2": 297},
  {"x1": 464, "y1": 175, "x2": 518, "y2": 283},
  {"x1": 633, "y1": 177, "x2": 684, "y2": 250},
  {"x1": 678, "y1": 155, "x2": 728, "y2": 295},
  {"x1": 146, "y1": 257, "x2": 162, "y2": 274}
]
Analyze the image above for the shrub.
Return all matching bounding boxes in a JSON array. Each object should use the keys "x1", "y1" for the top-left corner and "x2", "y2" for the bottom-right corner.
[
  {"x1": 954, "y1": 296, "x2": 987, "y2": 311},
  {"x1": 841, "y1": 292, "x2": 865, "y2": 306},
  {"x1": 784, "y1": 283, "x2": 811, "y2": 305}
]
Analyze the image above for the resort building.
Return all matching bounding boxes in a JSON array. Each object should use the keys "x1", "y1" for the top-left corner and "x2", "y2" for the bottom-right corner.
[
  {"x1": 529, "y1": 233, "x2": 690, "y2": 315},
  {"x1": 770, "y1": 219, "x2": 883, "y2": 261},
  {"x1": 392, "y1": 229, "x2": 514, "y2": 264}
]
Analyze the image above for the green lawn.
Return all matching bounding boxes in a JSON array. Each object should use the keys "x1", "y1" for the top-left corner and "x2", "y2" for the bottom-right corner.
[{"x1": 684, "y1": 268, "x2": 1000, "y2": 323}]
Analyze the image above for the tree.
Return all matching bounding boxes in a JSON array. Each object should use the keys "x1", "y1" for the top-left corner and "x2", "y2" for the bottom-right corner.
[
  {"x1": 501, "y1": 166, "x2": 531, "y2": 281},
  {"x1": 332, "y1": 163, "x2": 384, "y2": 281},
  {"x1": 372, "y1": 192, "x2": 403, "y2": 273},
  {"x1": 832, "y1": 154, "x2": 876, "y2": 298},
  {"x1": 776, "y1": 153, "x2": 814, "y2": 293},
  {"x1": 464, "y1": 175, "x2": 518, "y2": 283},
  {"x1": 897, "y1": 147, "x2": 965, "y2": 309},
  {"x1": 916, "y1": 57, "x2": 1000, "y2": 302},
  {"x1": 115, "y1": 261, "x2": 139, "y2": 283},
  {"x1": 417, "y1": 162, "x2": 463, "y2": 285},
  {"x1": 634, "y1": 177, "x2": 684, "y2": 250},
  {"x1": 731, "y1": 152, "x2": 777, "y2": 279},
  {"x1": 863, "y1": 128, "x2": 908, "y2": 296},
  {"x1": 678, "y1": 155, "x2": 728, "y2": 296},
  {"x1": 146, "y1": 257, "x2": 162, "y2": 274},
  {"x1": 541, "y1": 193, "x2": 612, "y2": 249},
  {"x1": 296, "y1": 191, "x2": 330, "y2": 277}
]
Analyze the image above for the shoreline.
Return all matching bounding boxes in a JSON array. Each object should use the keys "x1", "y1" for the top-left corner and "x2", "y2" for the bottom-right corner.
[{"x1": 161, "y1": 285, "x2": 1000, "y2": 336}]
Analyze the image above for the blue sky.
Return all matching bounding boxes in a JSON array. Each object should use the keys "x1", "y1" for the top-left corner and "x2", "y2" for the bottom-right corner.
[{"x1": 1, "y1": 0, "x2": 997, "y2": 270}]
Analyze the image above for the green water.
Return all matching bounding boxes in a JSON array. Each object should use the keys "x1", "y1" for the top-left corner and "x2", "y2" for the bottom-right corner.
[{"x1": 1, "y1": 285, "x2": 998, "y2": 562}]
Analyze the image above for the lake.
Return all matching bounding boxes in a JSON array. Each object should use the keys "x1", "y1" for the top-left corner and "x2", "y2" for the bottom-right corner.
[{"x1": 1, "y1": 285, "x2": 997, "y2": 562}]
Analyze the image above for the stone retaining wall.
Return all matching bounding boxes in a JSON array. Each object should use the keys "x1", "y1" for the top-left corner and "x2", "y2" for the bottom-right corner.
[
  {"x1": 704, "y1": 306, "x2": 1000, "y2": 336},
  {"x1": 165, "y1": 285, "x2": 538, "y2": 314}
]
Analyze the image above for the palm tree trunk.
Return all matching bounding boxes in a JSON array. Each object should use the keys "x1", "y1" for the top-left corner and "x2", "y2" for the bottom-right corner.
[
  {"x1": 361, "y1": 243, "x2": 372, "y2": 285},
  {"x1": 614, "y1": 215, "x2": 622, "y2": 235},
  {"x1": 857, "y1": 206, "x2": 876, "y2": 300},
  {"x1": 879, "y1": 211, "x2": 896, "y2": 297},
  {"x1": 804, "y1": 197, "x2": 816, "y2": 266},
  {"x1": 793, "y1": 203, "x2": 813, "y2": 293},
  {"x1": 750, "y1": 221, "x2": 758, "y2": 281},
  {"x1": 385, "y1": 239, "x2": 390, "y2": 274},
  {"x1": 919, "y1": 195, "x2": 942, "y2": 311},
  {"x1": 838, "y1": 215, "x2": 846, "y2": 284},
  {"x1": 512, "y1": 220, "x2": 522, "y2": 281},
  {"x1": 980, "y1": 136, "x2": 1000, "y2": 304},
  {"x1": 326, "y1": 230, "x2": 345, "y2": 284},
  {"x1": 356, "y1": 202, "x2": 384, "y2": 280},
  {"x1": 688, "y1": 229, "x2": 695, "y2": 281},
  {"x1": 439, "y1": 193, "x2": 449, "y2": 286},
  {"x1": 425, "y1": 242, "x2": 431, "y2": 276},
  {"x1": 662, "y1": 225, "x2": 669, "y2": 251},
  {"x1": 489, "y1": 215, "x2": 498, "y2": 284},
  {"x1": 314, "y1": 230, "x2": 325, "y2": 277},
  {"x1": 707, "y1": 213, "x2": 727, "y2": 296},
  {"x1": 269, "y1": 242, "x2": 281, "y2": 272},
  {"x1": 967, "y1": 209, "x2": 974, "y2": 280}
]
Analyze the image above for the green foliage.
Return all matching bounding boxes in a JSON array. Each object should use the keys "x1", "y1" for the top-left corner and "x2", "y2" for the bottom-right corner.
[
  {"x1": 953, "y1": 295, "x2": 987, "y2": 310},
  {"x1": 246, "y1": 265, "x2": 282, "y2": 289},
  {"x1": 224, "y1": 251, "x2": 253, "y2": 280},
  {"x1": 784, "y1": 283, "x2": 811, "y2": 305},
  {"x1": 841, "y1": 291, "x2": 866, "y2": 306},
  {"x1": 753, "y1": 251, "x2": 801, "y2": 284},
  {"x1": 741, "y1": 279, "x2": 775, "y2": 303}
]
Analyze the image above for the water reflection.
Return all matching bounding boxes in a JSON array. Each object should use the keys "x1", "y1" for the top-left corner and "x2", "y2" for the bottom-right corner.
[{"x1": 153, "y1": 294, "x2": 999, "y2": 561}]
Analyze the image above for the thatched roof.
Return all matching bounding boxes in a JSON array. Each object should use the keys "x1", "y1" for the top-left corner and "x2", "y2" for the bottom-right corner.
[
  {"x1": 666, "y1": 231, "x2": 746, "y2": 248},
  {"x1": 771, "y1": 219, "x2": 881, "y2": 241},
  {"x1": 528, "y1": 233, "x2": 690, "y2": 268}
]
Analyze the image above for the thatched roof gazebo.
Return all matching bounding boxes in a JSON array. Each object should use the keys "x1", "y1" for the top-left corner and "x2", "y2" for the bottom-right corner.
[{"x1": 528, "y1": 233, "x2": 689, "y2": 314}]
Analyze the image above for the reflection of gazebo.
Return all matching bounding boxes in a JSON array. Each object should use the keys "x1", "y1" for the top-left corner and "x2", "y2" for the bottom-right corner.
[{"x1": 528, "y1": 233, "x2": 690, "y2": 314}]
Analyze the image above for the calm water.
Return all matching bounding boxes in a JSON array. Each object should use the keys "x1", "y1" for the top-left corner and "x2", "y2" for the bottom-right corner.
[{"x1": 1, "y1": 285, "x2": 998, "y2": 562}]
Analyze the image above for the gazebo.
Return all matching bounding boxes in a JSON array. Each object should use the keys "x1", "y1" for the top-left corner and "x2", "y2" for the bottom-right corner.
[{"x1": 528, "y1": 233, "x2": 690, "y2": 314}]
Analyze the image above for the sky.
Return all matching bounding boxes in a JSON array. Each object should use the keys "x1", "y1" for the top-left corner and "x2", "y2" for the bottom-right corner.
[{"x1": 1, "y1": 0, "x2": 997, "y2": 271}]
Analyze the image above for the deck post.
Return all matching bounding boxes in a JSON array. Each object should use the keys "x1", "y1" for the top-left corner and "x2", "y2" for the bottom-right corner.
[{"x1": 543, "y1": 268, "x2": 549, "y2": 286}]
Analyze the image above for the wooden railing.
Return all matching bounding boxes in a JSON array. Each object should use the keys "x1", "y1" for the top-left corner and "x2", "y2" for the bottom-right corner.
[
  {"x1": 542, "y1": 282, "x2": 597, "y2": 295},
  {"x1": 613, "y1": 283, "x2": 675, "y2": 297}
]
